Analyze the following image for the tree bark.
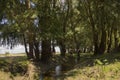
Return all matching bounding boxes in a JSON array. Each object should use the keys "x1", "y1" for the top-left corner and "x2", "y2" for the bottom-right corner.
[
  {"x1": 114, "y1": 28, "x2": 120, "y2": 51},
  {"x1": 60, "y1": 45, "x2": 66, "y2": 56},
  {"x1": 59, "y1": 40, "x2": 66, "y2": 57},
  {"x1": 29, "y1": 42, "x2": 34, "y2": 59},
  {"x1": 41, "y1": 39, "x2": 52, "y2": 62},
  {"x1": 107, "y1": 28, "x2": 113, "y2": 53},
  {"x1": 98, "y1": 29, "x2": 108, "y2": 54},
  {"x1": 34, "y1": 40, "x2": 40, "y2": 61},
  {"x1": 23, "y1": 34, "x2": 29, "y2": 58},
  {"x1": 25, "y1": 0, "x2": 30, "y2": 9}
]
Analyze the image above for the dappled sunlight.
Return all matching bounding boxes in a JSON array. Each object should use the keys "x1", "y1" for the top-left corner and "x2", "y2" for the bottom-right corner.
[
  {"x1": 0, "y1": 0, "x2": 120, "y2": 80},
  {"x1": 1, "y1": 53, "x2": 120, "y2": 80}
]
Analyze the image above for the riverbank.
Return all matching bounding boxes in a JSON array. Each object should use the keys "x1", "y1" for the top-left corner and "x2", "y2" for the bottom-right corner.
[{"x1": 0, "y1": 53, "x2": 120, "y2": 80}]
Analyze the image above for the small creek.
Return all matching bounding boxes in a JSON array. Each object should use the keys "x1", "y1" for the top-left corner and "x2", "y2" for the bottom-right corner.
[{"x1": 39, "y1": 65, "x2": 69, "y2": 80}]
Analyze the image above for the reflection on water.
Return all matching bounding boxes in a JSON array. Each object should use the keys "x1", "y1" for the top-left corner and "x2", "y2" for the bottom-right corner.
[
  {"x1": 40, "y1": 65, "x2": 65, "y2": 80},
  {"x1": 40, "y1": 73, "x2": 65, "y2": 80},
  {"x1": 55, "y1": 65, "x2": 61, "y2": 76},
  {"x1": 40, "y1": 73, "x2": 44, "y2": 80}
]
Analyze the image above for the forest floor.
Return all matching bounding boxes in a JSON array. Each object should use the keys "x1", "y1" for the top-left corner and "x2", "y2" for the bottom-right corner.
[{"x1": 0, "y1": 53, "x2": 120, "y2": 80}]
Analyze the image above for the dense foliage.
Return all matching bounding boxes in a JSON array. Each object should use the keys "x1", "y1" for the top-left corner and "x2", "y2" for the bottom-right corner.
[{"x1": 0, "y1": 0, "x2": 120, "y2": 62}]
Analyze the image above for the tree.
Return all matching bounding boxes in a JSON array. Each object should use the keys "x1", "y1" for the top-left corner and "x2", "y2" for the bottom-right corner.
[{"x1": 77, "y1": 0, "x2": 120, "y2": 55}]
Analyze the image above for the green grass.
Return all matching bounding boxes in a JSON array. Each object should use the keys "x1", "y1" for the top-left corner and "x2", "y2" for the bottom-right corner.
[
  {"x1": 65, "y1": 62, "x2": 120, "y2": 79},
  {"x1": 0, "y1": 54, "x2": 28, "y2": 77},
  {"x1": 1, "y1": 53, "x2": 120, "y2": 80},
  {"x1": 65, "y1": 53, "x2": 120, "y2": 80}
]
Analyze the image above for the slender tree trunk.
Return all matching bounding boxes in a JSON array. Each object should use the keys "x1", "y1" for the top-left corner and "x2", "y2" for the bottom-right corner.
[
  {"x1": 114, "y1": 29, "x2": 119, "y2": 48},
  {"x1": 25, "y1": 0, "x2": 34, "y2": 59},
  {"x1": 59, "y1": 40, "x2": 66, "y2": 57},
  {"x1": 52, "y1": 45, "x2": 55, "y2": 53},
  {"x1": 59, "y1": 0, "x2": 71, "y2": 57},
  {"x1": 34, "y1": 40, "x2": 40, "y2": 61},
  {"x1": 73, "y1": 28, "x2": 80, "y2": 60},
  {"x1": 23, "y1": 34, "x2": 29, "y2": 58},
  {"x1": 51, "y1": 40, "x2": 55, "y2": 53},
  {"x1": 93, "y1": 36, "x2": 99, "y2": 55},
  {"x1": 29, "y1": 42, "x2": 34, "y2": 59},
  {"x1": 98, "y1": 29, "x2": 108, "y2": 54},
  {"x1": 25, "y1": 0, "x2": 30, "y2": 9},
  {"x1": 107, "y1": 28, "x2": 113, "y2": 53},
  {"x1": 76, "y1": 44, "x2": 80, "y2": 61},
  {"x1": 114, "y1": 28, "x2": 120, "y2": 51},
  {"x1": 86, "y1": 3, "x2": 100, "y2": 55},
  {"x1": 92, "y1": 28, "x2": 99, "y2": 55}
]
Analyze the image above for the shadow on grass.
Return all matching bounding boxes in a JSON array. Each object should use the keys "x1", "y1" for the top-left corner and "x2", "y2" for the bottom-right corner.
[
  {"x1": 0, "y1": 53, "x2": 120, "y2": 80},
  {"x1": 36, "y1": 52, "x2": 120, "y2": 80},
  {"x1": 0, "y1": 55, "x2": 28, "y2": 76},
  {"x1": 64, "y1": 52, "x2": 120, "y2": 78}
]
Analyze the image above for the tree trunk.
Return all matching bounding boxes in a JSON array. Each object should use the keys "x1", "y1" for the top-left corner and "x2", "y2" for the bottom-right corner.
[
  {"x1": 59, "y1": 40, "x2": 66, "y2": 57},
  {"x1": 92, "y1": 35, "x2": 100, "y2": 55},
  {"x1": 52, "y1": 45, "x2": 55, "y2": 53},
  {"x1": 87, "y1": 4, "x2": 100, "y2": 55},
  {"x1": 34, "y1": 40, "x2": 40, "y2": 61},
  {"x1": 98, "y1": 30, "x2": 108, "y2": 54},
  {"x1": 51, "y1": 40, "x2": 55, "y2": 53},
  {"x1": 25, "y1": 0, "x2": 34, "y2": 59},
  {"x1": 25, "y1": 0, "x2": 30, "y2": 9},
  {"x1": 23, "y1": 34, "x2": 29, "y2": 58},
  {"x1": 29, "y1": 42, "x2": 34, "y2": 59},
  {"x1": 41, "y1": 39, "x2": 52, "y2": 62},
  {"x1": 107, "y1": 28, "x2": 113, "y2": 53},
  {"x1": 76, "y1": 44, "x2": 80, "y2": 61},
  {"x1": 60, "y1": 43, "x2": 66, "y2": 57},
  {"x1": 114, "y1": 28, "x2": 120, "y2": 51},
  {"x1": 114, "y1": 29, "x2": 119, "y2": 48}
]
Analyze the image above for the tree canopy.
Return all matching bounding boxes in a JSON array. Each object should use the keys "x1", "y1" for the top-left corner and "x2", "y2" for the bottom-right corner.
[{"x1": 0, "y1": 0, "x2": 120, "y2": 62}]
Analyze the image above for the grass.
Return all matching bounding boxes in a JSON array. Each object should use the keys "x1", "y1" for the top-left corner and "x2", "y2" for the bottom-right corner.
[
  {"x1": 65, "y1": 62, "x2": 120, "y2": 80},
  {"x1": 64, "y1": 53, "x2": 120, "y2": 80},
  {"x1": 0, "y1": 53, "x2": 28, "y2": 80},
  {"x1": 1, "y1": 53, "x2": 120, "y2": 80}
]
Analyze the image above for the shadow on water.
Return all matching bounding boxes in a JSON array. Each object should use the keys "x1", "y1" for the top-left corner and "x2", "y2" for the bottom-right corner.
[
  {"x1": 37, "y1": 55, "x2": 77, "y2": 80},
  {"x1": 39, "y1": 65, "x2": 66, "y2": 80}
]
